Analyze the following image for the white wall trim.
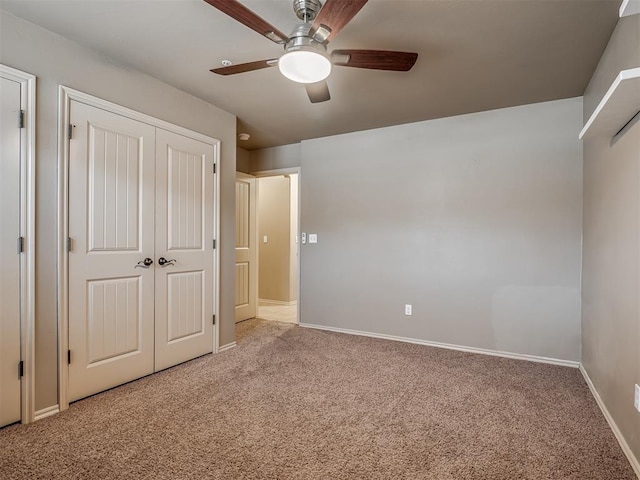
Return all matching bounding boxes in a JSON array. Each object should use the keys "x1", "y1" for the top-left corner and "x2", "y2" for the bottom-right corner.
[
  {"x1": 213, "y1": 141, "x2": 221, "y2": 354},
  {"x1": 57, "y1": 86, "x2": 221, "y2": 412},
  {"x1": 580, "y1": 364, "x2": 640, "y2": 477},
  {"x1": 218, "y1": 342, "x2": 237, "y2": 352},
  {"x1": 259, "y1": 298, "x2": 297, "y2": 306},
  {"x1": 300, "y1": 323, "x2": 580, "y2": 368},
  {"x1": 34, "y1": 405, "x2": 60, "y2": 422},
  {"x1": 0, "y1": 64, "x2": 36, "y2": 425}
]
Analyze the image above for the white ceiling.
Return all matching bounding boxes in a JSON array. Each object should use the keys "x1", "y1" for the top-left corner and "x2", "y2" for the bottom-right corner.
[{"x1": 0, "y1": 0, "x2": 620, "y2": 150}]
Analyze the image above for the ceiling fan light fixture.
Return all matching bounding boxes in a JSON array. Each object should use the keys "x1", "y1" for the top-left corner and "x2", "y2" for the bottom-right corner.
[{"x1": 278, "y1": 48, "x2": 332, "y2": 84}]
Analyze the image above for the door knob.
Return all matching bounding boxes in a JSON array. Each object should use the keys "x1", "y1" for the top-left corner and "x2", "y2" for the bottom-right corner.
[
  {"x1": 135, "y1": 257, "x2": 154, "y2": 268},
  {"x1": 158, "y1": 257, "x2": 176, "y2": 267}
]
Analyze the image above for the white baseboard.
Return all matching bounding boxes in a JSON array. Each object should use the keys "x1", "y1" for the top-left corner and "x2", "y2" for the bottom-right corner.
[
  {"x1": 218, "y1": 341, "x2": 236, "y2": 353},
  {"x1": 580, "y1": 365, "x2": 640, "y2": 478},
  {"x1": 259, "y1": 298, "x2": 297, "y2": 307},
  {"x1": 299, "y1": 323, "x2": 580, "y2": 368},
  {"x1": 34, "y1": 405, "x2": 60, "y2": 421}
]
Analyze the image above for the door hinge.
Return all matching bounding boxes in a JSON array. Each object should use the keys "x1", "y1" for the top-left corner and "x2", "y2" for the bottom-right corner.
[
  {"x1": 18, "y1": 360, "x2": 24, "y2": 378},
  {"x1": 212, "y1": 314, "x2": 216, "y2": 325},
  {"x1": 213, "y1": 163, "x2": 216, "y2": 174},
  {"x1": 68, "y1": 124, "x2": 74, "y2": 140},
  {"x1": 212, "y1": 239, "x2": 216, "y2": 249},
  {"x1": 17, "y1": 236, "x2": 24, "y2": 254},
  {"x1": 67, "y1": 237, "x2": 73, "y2": 252},
  {"x1": 67, "y1": 350, "x2": 71, "y2": 365},
  {"x1": 19, "y1": 110, "x2": 25, "y2": 129}
]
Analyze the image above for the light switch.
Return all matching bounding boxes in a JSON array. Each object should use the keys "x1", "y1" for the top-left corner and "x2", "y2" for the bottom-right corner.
[
  {"x1": 263, "y1": 235, "x2": 268, "y2": 243},
  {"x1": 301, "y1": 233, "x2": 306, "y2": 244},
  {"x1": 309, "y1": 234, "x2": 318, "y2": 244}
]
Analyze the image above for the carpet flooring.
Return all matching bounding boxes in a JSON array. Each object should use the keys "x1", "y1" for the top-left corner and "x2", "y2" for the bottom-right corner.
[{"x1": 0, "y1": 318, "x2": 636, "y2": 479}]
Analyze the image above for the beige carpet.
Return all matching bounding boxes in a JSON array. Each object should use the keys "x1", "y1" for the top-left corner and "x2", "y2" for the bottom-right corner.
[{"x1": 0, "y1": 319, "x2": 635, "y2": 479}]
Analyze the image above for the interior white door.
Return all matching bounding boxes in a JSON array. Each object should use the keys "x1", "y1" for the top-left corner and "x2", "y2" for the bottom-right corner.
[
  {"x1": 235, "y1": 173, "x2": 257, "y2": 322},
  {"x1": 154, "y1": 129, "x2": 215, "y2": 371},
  {"x1": 0, "y1": 76, "x2": 22, "y2": 426},
  {"x1": 68, "y1": 101, "x2": 156, "y2": 402}
]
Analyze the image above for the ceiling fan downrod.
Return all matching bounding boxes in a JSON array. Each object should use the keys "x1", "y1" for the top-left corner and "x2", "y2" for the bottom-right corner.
[{"x1": 293, "y1": 0, "x2": 322, "y2": 23}]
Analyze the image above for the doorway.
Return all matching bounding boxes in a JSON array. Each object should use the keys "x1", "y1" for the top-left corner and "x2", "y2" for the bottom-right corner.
[
  {"x1": 234, "y1": 170, "x2": 300, "y2": 326},
  {"x1": 0, "y1": 64, "x2": 35, "y2": 426},
  {"x1": 256, "y1": 174, "x2": 299, "y2": 324}
]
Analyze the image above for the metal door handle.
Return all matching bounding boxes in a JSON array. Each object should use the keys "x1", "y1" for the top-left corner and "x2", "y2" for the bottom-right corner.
[
  {"x1": 158, "y1": 257, "x2": 176, "y2": 267},
  {"x1": 135, "y1": 257, "x2": 154, "y2": 268}
]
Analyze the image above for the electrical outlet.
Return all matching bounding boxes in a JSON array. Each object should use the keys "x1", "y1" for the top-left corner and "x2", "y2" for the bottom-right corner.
[
  {"x1": 635, "y1": 384, "x2": 640, "y2": 413},
  {"x1": 404, "y1": 304, "x2": 412, "y2": 316}
]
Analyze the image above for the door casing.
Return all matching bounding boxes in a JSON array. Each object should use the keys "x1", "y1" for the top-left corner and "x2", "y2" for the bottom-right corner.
[
  {"x1": 57, "y1": 86, "x2": 220, "y2": 412},
  {"x1": 0, "y1": 64, "x2": 36, "y2": 424}
]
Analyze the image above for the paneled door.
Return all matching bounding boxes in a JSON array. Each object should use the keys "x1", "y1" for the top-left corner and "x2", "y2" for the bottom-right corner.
[
  {"x1": 0, "y1": 76, "x2": 22, "y2": 426},
  {"x1": 68, "y1": 101, "x2": 156, "y2": 402},
  {"x1": 235, "y1": 173, "x2": 257, "y2": 322},
  {"x1": 154, "y1": 129, "x2": 215, "y2": 371}
]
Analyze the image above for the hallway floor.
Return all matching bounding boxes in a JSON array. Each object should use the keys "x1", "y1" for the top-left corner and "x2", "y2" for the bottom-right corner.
[{"x1": 257, "y1": 301, "x2": 297, "y2": 324}]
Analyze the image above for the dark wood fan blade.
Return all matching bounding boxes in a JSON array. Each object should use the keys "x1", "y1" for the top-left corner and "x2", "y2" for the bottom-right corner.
[
  {"x1": 332, "y1": 50, "x2": 418, "y2": 71},
  {"x1": 305, "y1": 81, "x2": 331, "y2": 103},
  {"x1": 310, "y1": 0, "x2": 368, "y2": 42},
  {"x1": 210, "y1": 59, "x2": 277, "y2": 75},
  {"x1": 203, "y1": 0, "x2": 289, "y2": 44}
]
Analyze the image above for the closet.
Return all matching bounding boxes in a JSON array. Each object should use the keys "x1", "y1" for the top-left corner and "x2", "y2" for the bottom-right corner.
[{"x1": 67, "y1": 98, "x2": 217, "y2": 402}]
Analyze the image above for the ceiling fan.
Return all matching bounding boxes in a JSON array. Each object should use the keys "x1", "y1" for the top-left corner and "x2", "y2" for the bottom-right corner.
[{"x1": 205, "y1": 0, "x2": 418, "y2": 103}]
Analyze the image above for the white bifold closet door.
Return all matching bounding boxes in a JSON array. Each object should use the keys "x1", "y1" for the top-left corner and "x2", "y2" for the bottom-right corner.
[
  {"x1": 0, "y1": 76, "x2": 22, "y2": 426},
  {"x1": 68, "y1": 101, "x2": 215, "y2": 402}
]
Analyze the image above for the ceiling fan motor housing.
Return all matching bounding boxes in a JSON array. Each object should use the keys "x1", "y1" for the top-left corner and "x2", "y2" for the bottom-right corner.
[
  {"x1": 293, "y1": 0, "x2": 323, "y2": 22},
  {"x1": 285, "y1": 23, "x2": 328, "y2": 55}
]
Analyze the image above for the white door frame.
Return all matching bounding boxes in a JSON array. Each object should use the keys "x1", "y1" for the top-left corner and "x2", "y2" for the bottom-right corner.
[
  {"x1": 0, "y1": 64, "x2": 36, "y2": 424},
  {"x1": 251, "y1": 167, "x2": 302, "y2": 324},
  {"x1": 57, "y1": 86, "x2": 220, "y2": 412}
]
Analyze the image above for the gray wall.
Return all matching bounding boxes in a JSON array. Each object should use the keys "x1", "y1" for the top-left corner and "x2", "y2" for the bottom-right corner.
[
  {"x1": 581, "y1": 15, "x2": 640, "y2": 464},
  {"x1": 300, "y1": 98, "x2": 584, "y2": 362},
  {"x1": 250, "y1": 143, "x2": 300, "y2": 173},
  {"x1": 236, "y1": 147, "x2": 250, "y2": 174},
  {"x1": 0, "y1": 11, "x2": 237, "y2": 410}
]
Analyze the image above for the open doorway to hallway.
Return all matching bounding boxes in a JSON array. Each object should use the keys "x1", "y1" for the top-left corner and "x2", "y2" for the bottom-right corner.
[
  {"x1": 235, "y1": 171, "x2": 299, "y2": 326},
  {"x1": 256, "y1": 174, "x2": 298, "y2": 324}
]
